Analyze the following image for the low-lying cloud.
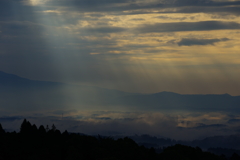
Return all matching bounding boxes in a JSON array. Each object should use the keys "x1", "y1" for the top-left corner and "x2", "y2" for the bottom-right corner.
[
  {"x1": 177, "y1": 38, "x2": 230, "y2": 46},
  {"x1": 136, "y1": 21, "x2": 240, "y2": 33},
  {"x1": 1, "y1": 111, "x2": 240, "y2": 140}
]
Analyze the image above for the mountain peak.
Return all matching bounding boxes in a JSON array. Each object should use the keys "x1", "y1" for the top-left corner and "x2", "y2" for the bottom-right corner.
[
  {"x1": 0, "y1": 71, "x2": 20, "y2": 78},
  {"x1": 0, "y1": 71, "x2": 34, "y2": 87},
  {"x1": 153, "y1": 91, "x2": 180, "y2": 96}
]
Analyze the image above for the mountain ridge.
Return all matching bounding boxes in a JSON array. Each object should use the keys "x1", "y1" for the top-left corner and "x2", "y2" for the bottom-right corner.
[
  {"x1": 1, "y1": 70, "x2": 240, "y2": 113},
  {"x1": 0, "y1": 70, "x2": 236, "y2": 97}
]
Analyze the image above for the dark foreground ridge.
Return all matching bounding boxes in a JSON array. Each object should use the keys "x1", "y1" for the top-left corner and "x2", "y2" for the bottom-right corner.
[{"x1": 0, "y1": 120, "x2": 235, "y2": 160}]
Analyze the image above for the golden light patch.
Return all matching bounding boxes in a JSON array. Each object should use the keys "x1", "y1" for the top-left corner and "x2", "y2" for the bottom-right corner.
[
  {"x1": 26, "y1": 0, "x2": 48, "y2": 6},
  {"x1": 43, "y1": 10, "x2": 63, "y2": 15},
  {"x1": 177, "y1": 113, "x2": 228, "y2": 128},
  {"x1": 90, "y1": 53, "x2": 100, "y2": 55},
  {"x1": 108, "y1": 51, "x2": 122, "y2": 54}
]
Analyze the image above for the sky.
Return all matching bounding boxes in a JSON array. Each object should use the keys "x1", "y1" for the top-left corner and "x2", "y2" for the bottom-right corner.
[
  {"x1": 1, "y1": 0, "x2": 240, "y2": 140},
  {"x1": 1, "y1": 0, "x2": 240, "y2": 95}
]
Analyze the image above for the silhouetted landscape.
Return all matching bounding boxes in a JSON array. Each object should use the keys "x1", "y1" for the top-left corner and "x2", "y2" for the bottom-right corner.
[
  {"x1": 116, "y1": 134, "x2": 240, "y2": 158},
  {"x1": 1, "y1": 70, "x2": 240, "y2": 112},
  {"x1": 2, "y1": 0, "x2": 240, "y2": 159},
  {"x1": 123, "y1": 134, "x2": 240, "y2": 150},
  {"x1": 2, "y1": 71, "x2": 240, "y2": 145},
  {"x1": 1, "y1": 119, "x2": 238, "y2": 160}
]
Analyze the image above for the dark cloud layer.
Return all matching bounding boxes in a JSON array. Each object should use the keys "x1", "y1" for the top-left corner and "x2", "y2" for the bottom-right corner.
[
  {"x1": 137, "y1": 21, "x2": 240, "y2": 33},
  {"x1": 0, "y1": 116, "x2": 22, "y2": 122},
  {"x1": 192, "y1": 123, "x2": 227, "y2": 129},
  {"x1": 228, "y1": 119, "x2": 240, "y2": 124},
  {"x1": 1, "y1": 0, "x2": 240, "y2": 19},
  {"x1": 42, "y1": 0, "x2": 240, "y2": 15},
  {"x1": 83, "y1": 26, "x2": 126, "y2": 33},
  {"x1": 0, "y1": 0, "x2": 43, "y2": 22},
  {"x1": 178, "y1": 38, "x2": 230, "y2": 46}
]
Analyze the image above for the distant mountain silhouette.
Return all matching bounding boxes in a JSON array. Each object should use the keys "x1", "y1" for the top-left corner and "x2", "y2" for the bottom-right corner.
[
  {"x1": 0, "y1": 71, "x2": 136, "y2": 111},
  {"x1": 190, "y1": 134, "x2": 240, "y2": 149},
  {"x1": 114, "y1": 134, "x2": 240, "y2": 151},
  {"x1": 0, "y1": 71, "x2": 29, "y2": 85},
  {"x1": 114, "y1": 91, "x2": 240, "y2": 112},
  {"x1": 1, "y1": 71, "x2": 240, "y2": 112},
  {"x1": 0, "y1": 71, "x2": 62, "y2": 87}
]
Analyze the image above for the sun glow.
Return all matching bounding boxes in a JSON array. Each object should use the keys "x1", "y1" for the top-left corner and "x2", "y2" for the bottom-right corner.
[{"x1": 26, "y1": 0, "x2": 48, "y2": 6}]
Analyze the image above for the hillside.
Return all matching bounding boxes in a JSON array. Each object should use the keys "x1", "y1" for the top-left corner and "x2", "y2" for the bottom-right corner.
[{"x1": 0, "y1": 120, "x2": 226, "y2": 160}]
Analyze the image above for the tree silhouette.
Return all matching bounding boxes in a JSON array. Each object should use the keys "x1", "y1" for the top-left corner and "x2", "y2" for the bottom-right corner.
[
  {"x1": 38, "y1": 125, "x2": 46, "y2": 134},
  {"x1": 46, "y1": 125, "x2": 49, "y2": 132},
  {"x1": 0, "y1": 123, "x2": 5, "y2": 134},
  {"x1": 51, "y1": 124, "x2": 56, "y2": 132},
  {"x1": 0, "y1": 119, "x2": 227, "y2": 160},
  {"x1": 55, "y1": 129, "x2": 61, "y2": 135},
  {"x1": 230, "y1": 153, "x2": 240, "y2": 160},
  {"x1": 20, "y1": 119, "x2": 32, "y2": 134},
  {"x1": 32, "y1": 124, "x2": 38, "y2": 134},
  {"x1": 62, "y1": 130, "x2": 69, "y2": 136},
  {"x1": 20, "y1": 119, "x2": 38, "y2": 135}
]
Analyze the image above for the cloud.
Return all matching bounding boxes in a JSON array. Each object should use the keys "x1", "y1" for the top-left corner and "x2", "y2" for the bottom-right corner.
[
  {"x1": 0, "y1": 111, "x2": 238, "y2": 140},
  {"x1": 228, "y1": 119, "x2": 240, "y2": 124},
  {"x1": 2, "y1": 0, "x2": 240, "y2": 20},
  {"x1": 191, "y1": 123, "x2": 227, "y2": 129},
  {"x1": 131, "y1": 18, "x2": 145, "y2": 21},
  {"x1": 44, "y1": 0, "x2": 136, "y2": 12},
  {"x1": 177, "y1": 38, "x2": 230, "y2": 46},
  {"x1": 41, "y1": 0, "x2": 240, "y2": 16},
  {"x1": 0, "y1": 116, "x2": 23, "y2": 122},
  {"x1": 0, "y1": 0, "x2": 44, "y2": 23},
  {"x1": 83, "y1": 26, "x2": 126, "y2": 33},
  {"x1": 0, "y1": 21, "x2": 47, "y2": 36},
  {"x1": 136, "y1": 21, "x2": 240, "y2": 33},
  {"x1": 174, "y1": 6, "x2": 240, "y2": 15},
  {"x1": 156, "y1": 16, "x2": 188, "y2": 21}
]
